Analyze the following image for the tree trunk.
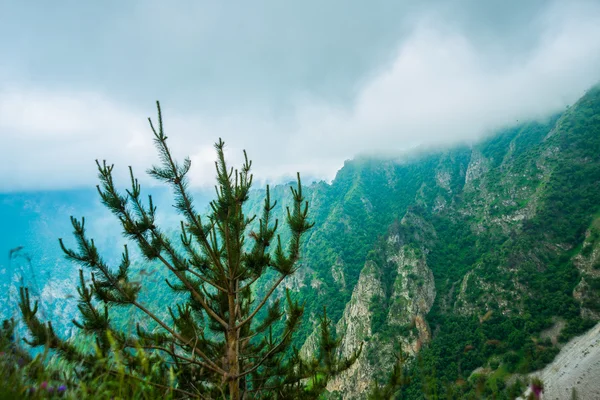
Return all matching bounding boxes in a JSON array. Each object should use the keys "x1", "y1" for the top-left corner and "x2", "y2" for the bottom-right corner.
[
  {"x1": 228, "y1": 282, "x2": 240, "y2": 400},
  {"x1": 227, "y1": 328, "x2": 240, "y2": 400}
]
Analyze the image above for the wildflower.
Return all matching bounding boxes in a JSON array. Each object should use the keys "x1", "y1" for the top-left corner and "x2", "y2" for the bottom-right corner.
[
  {"x1": 57, "y1": 385, "x2": 67, "y2": 393},
  {"x1": 40, "y1": 381, "x2": 48, "y2": 390},
  {"x1": 530, "y1": 377, "x2": 544, "y2": 399}
]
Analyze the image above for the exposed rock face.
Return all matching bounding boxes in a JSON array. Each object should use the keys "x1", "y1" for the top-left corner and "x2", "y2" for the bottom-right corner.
[
  {"x1": 326, "y1": 230, "x2": 436, "y2": 398},
  {"x1": 281, "y1": 270, "x2": 308, "y2": 291},
  {"x1": 326, "y1": 261, "x2": 384, "y2": 396},
  {"x1": 331, "y1": 258, "x2": 347, "y2": 289},
  {"x1": 464, "y1": 149, "x2": 489, "y2": 188},
  {"x1": 573, "y1": 222, "x2": 600, "y2": 320},
  {"x1": 387, "y1": 244, "x2": 436, "y2": 354},
  {"x1": 296, "y1": 90, "x2": 600, "y2": 398},
  {"x1": 453, "y1": 264, "x2": 521, "y2": 317},
  {"x1": 435, "y1": 169, "x2": 452, "y2": 192},
  {"x1": 299, "y1": 319, "x2": 321, "y2": 362},
  {"x1": 522, "y1": 322, "x2": 600, "y2": 400}
]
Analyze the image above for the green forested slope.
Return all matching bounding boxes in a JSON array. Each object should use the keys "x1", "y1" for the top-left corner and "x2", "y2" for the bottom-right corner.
[
  {"x1": 4, "y1": 86, "x2": 600, "y2": 399},
  {"x1": 247, "y1": 86, "x2": 600, "y2": 398}
]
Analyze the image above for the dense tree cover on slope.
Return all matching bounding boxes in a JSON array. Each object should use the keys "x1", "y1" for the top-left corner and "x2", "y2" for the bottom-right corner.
[
  {"x1": 5, "y1": 86, "x2": 600, "y2": 398},
  {"x1": 241, "y1": 87, "x2": 600, "y2": 398},
  {"x1": 248, "y1": 155, "x2": 449, "y2": 348},
  {"x1": 16, "y1": 103, "x2": 359, "y2": 399},
  {"x1": 369, "y1": 88, "x2": 600, "y2": 398}
]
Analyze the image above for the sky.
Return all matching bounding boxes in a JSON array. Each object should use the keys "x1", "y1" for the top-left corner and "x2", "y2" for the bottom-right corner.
[{"x1": 1, "y1": 0, "x2": 600, "y2": 192}]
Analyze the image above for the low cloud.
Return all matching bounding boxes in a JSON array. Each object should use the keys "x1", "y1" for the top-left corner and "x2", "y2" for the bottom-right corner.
[{"x1": 1, "y1": 0, "x2": 599, "y2": 192}]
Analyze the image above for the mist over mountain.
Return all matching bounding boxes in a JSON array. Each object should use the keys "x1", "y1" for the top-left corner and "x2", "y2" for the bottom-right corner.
[
  {"x1": 2, "y1": 1, "x2": 600, "y2": 396},
  {"x1": 3, "y1": 1, "x2": 600, "y2": 192},
  {"x1": 2, "y1": 85, "x2": 600, "y2": 398}
]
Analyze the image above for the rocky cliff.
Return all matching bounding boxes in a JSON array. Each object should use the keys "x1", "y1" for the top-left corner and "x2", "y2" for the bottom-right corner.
[{"x1": 288, "y1": 86, "x2": 600, "y2": 398}]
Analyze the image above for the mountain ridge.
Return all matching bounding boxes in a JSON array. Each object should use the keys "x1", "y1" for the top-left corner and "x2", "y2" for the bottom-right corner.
[
  {"x1": 2, "y1": 86, "x2": 600, "y2": 398},
  {"x1": 249, "y1": 85, "x2": 600, "y2": 398}
]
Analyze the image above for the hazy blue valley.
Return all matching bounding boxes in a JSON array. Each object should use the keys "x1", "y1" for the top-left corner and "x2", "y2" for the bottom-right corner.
[{"x1": 2, "y1": 85, "x2": 600, "y2": 399}]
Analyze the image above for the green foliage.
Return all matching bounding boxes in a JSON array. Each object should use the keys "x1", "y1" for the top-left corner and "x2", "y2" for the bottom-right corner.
[
  {"x1": 368, "y1": 351, "x2": 411, "y2": 399},
  {"x1": 369, "y1": 295, "x2": 387, "y2": 335},
  {"x1": 376, "y1": 87, "x2": 600, "y2": 398},
  {"x1": 17, "y1": 102, "x2": 358, "y2": 399},
  {"x1": 9, "y1": 85, "x2": 600, "y2": 399},
  {"x1": 558, "y1": 317, "x2": 596, "y2": 343},
  {"x1": 1, "y1": 316, "x2": 182, "y2": 400}
]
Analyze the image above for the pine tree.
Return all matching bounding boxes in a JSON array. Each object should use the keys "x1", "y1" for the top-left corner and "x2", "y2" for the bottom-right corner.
[
  {"x1": 368, "y1": 351, "x2": 411, "y2": 400},
  {"x1": 19, "y1": 102, "x2": 359, "y2": 399}
]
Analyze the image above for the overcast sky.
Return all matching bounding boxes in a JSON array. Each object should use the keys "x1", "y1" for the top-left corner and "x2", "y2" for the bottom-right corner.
[{"x1": 1, "y1": 0, "x2": 600, "y2": 192}]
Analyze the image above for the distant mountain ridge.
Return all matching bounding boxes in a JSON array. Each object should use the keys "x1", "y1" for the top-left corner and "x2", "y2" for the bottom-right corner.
[
  {"x1": 2, "y1": 86, "x2": 600, "y2": 398},
  {"x1": 243, "y1": 85, "x2": 600, "y2": 398}
]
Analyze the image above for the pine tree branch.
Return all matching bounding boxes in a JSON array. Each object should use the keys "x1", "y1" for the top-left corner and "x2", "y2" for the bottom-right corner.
[
  {"x1": 60, "y1": 218, "x2": 227, "y2": 371},
  {"x1": 131, "y1": 300, "x2": 226, "y2": 376},
  {"x1": 236, "y1": 329, "x2": 293, "y2": 379},
  {"x1": 119, "y1": 166, "x2": 229, "y2": 328},
  {"x1": 149, "y1": 232, "x2": 229, "y2": 329},
  {"x1": 184, "y1": 267, "x2": 228, "y2": 293},
  {"x1": 94, "y1": 164, "x2": 230, "y2": 330},
  {"x1": 102, "y1": 366, "x2": 204, "y2": 399},
  {"x1": 236, "y1": 275, "x2": 260, "y2": 293},
  {"x1": 68, "y1": 229, "x2": 217, "y2": 371},
  {"x1": 132, "y1": 343, "x2": 215, "y2": 371},
  {"x1": 235, "y1": 274, "x2": 286, "y2": 330},
  {"x1": 147, "y1": 105, "x2": 226, "y2": 276}
]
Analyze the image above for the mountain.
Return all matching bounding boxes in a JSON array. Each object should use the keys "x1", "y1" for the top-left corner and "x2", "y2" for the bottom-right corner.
[
  {"x1": 0, "y1": 188, "x2": 212, "y2": 338},
  {"x1": 244, "y1": 86, "x2": 600, "y2": 398},
  {"x1": 2, "y1": 86, "x2": 600, "y2": 398},
  {"x1": 521, "y1": 322, "x2": 600, "y2": 399}
]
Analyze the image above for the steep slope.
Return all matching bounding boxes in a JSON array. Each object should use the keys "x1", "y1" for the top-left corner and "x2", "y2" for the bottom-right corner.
[
  {"x1": 522, "y1": 321, "x2": 600, "y2": 400},
  {"x1": 3, "y1": 85, "x2": 600, "y2": 398},
  {"x1": 256, "y1": 86, "x2": 600, "y2": 398}
]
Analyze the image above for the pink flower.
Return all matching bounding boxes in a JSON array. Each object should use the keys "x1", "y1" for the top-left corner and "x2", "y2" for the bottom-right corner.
[
  {"x1": 40, "y1": 381, "x2": 48, "y2": 390},
  {"x1": 531, "y1": 383, "x2": 543, "y2": 398}
]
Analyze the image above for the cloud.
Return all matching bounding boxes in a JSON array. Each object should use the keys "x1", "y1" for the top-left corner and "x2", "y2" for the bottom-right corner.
[
  {"x1": 290, "y1": 1, "x2": 600, "y2": 159},
  {"x1": 1, "y1": 0, "x2": 599, "y2": 192},
  {"x1": 0, "y1": 88, "x2": 155, "y2": 190}
]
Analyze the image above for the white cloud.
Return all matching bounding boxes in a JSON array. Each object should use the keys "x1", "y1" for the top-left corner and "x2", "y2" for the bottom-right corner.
[
  {"x1": 0, "y1": 88, "x2": 154, "y2": 190},
  {"x1": 292, "y1": 3, "x2": 600, "y2": 160},
  {"x1": 1, "y1": 0, "x2": 599, "y2": 192}
]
